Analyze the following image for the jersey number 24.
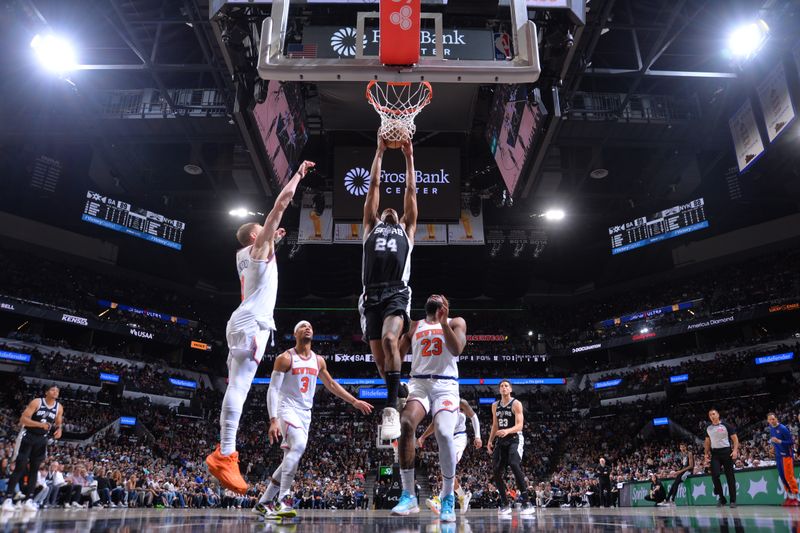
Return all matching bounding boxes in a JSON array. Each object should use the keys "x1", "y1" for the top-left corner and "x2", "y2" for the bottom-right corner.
[{"x1": 375, "y1": 237, "x2": 398, "y2": 253}]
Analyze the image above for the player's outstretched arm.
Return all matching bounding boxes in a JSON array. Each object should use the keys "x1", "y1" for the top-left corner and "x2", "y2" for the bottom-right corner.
[
  {"x1": 255, "y1": 160, "x2": 315, "y2": 258},
  {"x1": 364, "y1": 134, "x2": 387, "y2": 234},
  {"x1": 267, "y1": 352, "x2": 292, "y2": 444},
  {"x1": 400, "y1": 140, "x2": 417, "y2": 237},
  {"x1": 317, "y1": 356, "x2": 373, "y2": 415},
  {"x1": 417, "y1": 422, "x2": 435, "y2": 448}
]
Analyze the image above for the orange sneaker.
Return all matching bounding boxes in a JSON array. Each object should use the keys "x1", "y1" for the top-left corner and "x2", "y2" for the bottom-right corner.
[{"x1": 205, "y1": 444, "x2": 248, "y2": 495}]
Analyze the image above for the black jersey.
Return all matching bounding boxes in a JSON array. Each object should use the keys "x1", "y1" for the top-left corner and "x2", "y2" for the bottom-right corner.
[
  {"x1": 362, "y1": 221, "x2": 412, "y2": 288},
  {"x1": 28, "y1": 397, "x2": 58, "y2": 436},
  {"x1": 495, "y1": 398, "x2": 519, "y2": 441}
]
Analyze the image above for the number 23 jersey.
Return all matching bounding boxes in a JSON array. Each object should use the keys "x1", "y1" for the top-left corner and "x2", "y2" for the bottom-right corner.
[
  {"x1": 362, "y1": 221, "x2": 412, "y2": 288},
  {"x1": 411, "y1": 319, "x2": 458, "y2": 378}
]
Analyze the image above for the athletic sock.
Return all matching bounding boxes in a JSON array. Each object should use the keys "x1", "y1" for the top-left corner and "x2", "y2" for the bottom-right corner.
[
  {"x1": 386, "y1": 371, "x2": 401, "y2": 409},
  {"x1": 260, "y1": 482, "x2": 280, "y2": 504},
  {"x1": 400, "y1": 469, "x2": 415, "y2": 495}
]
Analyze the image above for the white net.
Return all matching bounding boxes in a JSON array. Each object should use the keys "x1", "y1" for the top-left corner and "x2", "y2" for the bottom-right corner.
[{"x1": 366, "y1": 81, "x2": 433, "y2": 143}]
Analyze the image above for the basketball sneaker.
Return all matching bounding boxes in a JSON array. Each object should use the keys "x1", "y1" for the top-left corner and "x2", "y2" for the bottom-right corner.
[
  {"x1": 498, "y1": 505, "x2": 512, "y2": 518},
  {"x1": 391, "y1": 491, "x2": 420, "y2": 515},
  {"x1": 1, "y1": 498, "x2": 14, "y2": 513},
  {"x1": 277, "y1": 496, "x2": 297, "y2": 518},
  {"x1": 381, "y1": 407, "x2": 401, "y2": 441},
  {"x1": 460, "y1": 491, "x2": 472, "y2": 514},
  {"x1": 440, "y1": 494, "x2": 456, "y2": 523},
  {"x1": 426, "y1": 495, "x2": 441, "y2": 515},
  {"x1": 520, "y1": 502, "x2": 536, "y2": 517},
  {"x1": 205, "y1": 444, "x2": 248, "y2": 495},
  {"x1": 22, "y1": 500, "x2": 38, "y2": 512},
  {"x1": 253, "y1": 501, "x2": 277, "y2": 518}
]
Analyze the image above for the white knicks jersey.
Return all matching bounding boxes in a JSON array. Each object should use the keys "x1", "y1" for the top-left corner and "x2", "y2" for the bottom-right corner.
[
  {"x1": 231, "y1": 245, "x2": 278, "y2": 330},
  {"x1": 410, "y1": 319, "x2": 459, "y2": 378},
  {"x1": 279, "y1": 349, "x2": 319, "y2": 412},
  {"x1": 454, "y1": 410, "x2": 467, "y2": 434}
]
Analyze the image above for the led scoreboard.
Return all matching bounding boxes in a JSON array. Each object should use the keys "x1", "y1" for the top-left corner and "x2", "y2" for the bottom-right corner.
[
  {"x1": 609, "y1": 198, "x2": 708, "y2": 255},
  {"x1": 82, "y1": 190, "x2": 185, "y2": 250}
]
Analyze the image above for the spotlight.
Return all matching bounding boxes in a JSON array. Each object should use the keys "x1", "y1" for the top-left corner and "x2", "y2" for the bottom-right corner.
[
  {"x1": 640, "y1": 327, "x2": 650, "y2": 334},
  {"x1": 544, "y1": 209, "x2": 565, "y2": 221},
  {"x1": 728, "y1": 20, "x2": 769, "y2": 59},
  {"x1": 527, "y1": 330, "x2": 533, "y2": 337},
  {"x1": 30, "y1": 34, "x2": 76, "y2": 74},
  {"x1": 228, "y1": 208, "x2": 249, "y2": 218}
]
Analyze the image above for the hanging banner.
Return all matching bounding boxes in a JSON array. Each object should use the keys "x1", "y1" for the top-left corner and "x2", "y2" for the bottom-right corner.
[
  {"x1": 298, "y1": 192, "x2": 333, "y2": 244},
  {"x1": 334, "y1": 223, "x2": 364, "y2": 244},
  {"x1": 729, "y1": 99, "x2": 766, "y2": 172},
  {"x1": 448, "y1": 210, "x2": 485, "y2": 245},
  {"x1": 414, "y1": 223, "x2": 447, "y2": 245},
  {"x1": 757, "y1": 63, "x2": 796, "y2": 143}
]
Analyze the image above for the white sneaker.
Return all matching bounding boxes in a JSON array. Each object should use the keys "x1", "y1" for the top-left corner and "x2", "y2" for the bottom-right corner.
[
  {"x1": 71, "y1": 502, "x2": 82, "y2": 509},
  {"x1": 498, "y1": 505, "x2": 512, "y2": 517},
  {"x1": 461, "y1": 492, "x2": 472, "y2": 514},
  {"x1": 1, "y1": 498, "x2": 14, "y2": 513},
  {"x1": 521, "y1": 503, "x2": 536, "y2": 517},
  {"x1": 23, "y1": 500, "x2": 38, "y2": 512},
  {"x1": 381, "y1": 407, "x2": 401, "y2": 441},
  {"x1": 109, "y1": 502, "x2": 117, "y2": 508}
]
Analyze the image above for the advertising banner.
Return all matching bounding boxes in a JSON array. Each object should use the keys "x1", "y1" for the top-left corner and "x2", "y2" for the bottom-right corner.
[
  {"x1": 334, "y1": 223, "x2": 364, "y2": 244},
  {"x1": 756, "y1": 63, "x2": 795, "y2": 143},
  {"x1": 729, "y1": 99, "x2": 766, "y2": 172},
  {"x1": 448, "y1": 210, "x2": 485, "y2": 245},
  {"x1": 414, "y1": 223, "x2": 447, "y2": 245},
  {"x1": 298, "y1": 192, "x2": 333, "y2": 244},
  {"x1": 333, "y1": 147, "x2": 461, "y2": 221},
  {"x1": 627, "y1": 466, "x2": 798, "y2": 506}
]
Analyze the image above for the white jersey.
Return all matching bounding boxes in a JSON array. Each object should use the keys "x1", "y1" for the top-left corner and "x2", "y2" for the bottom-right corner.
[
  {"x1": 279, "y1": 348, "x2": 319, "y2": 412},
  {"x1": 454, "y1": 410, "x2": 467, "y2": 434},
  {"x1": 410, "y1": 319, "x2": 459, "y2": 378},
  {"x1": 230, "y1": 245, "x2": 278, "y2": 331}
]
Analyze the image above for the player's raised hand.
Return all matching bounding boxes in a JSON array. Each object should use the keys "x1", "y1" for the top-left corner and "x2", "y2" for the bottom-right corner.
[
  {"x1": 352, "y1": 399, "x2": 374, "y2": 415},
  {"x1": 268, "y1": 420, "x2": 282, "y2": 445},
  {"x1": 376, "y1": 132, "x2": 389, "y2": 154},
  {"x1": 400, "y1": 139, "x2": 413, "y2": 158},
  {"x1": 436, "y1": 296, "x2": 450, "y2": 325},
  {"x1": 298, "y1": 160, "x2": 316, "y2": 177}
]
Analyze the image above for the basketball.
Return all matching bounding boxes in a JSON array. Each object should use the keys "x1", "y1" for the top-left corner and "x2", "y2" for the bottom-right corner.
[{"x1": 382, "y1": 120, "x2": 411, "y2": 149}]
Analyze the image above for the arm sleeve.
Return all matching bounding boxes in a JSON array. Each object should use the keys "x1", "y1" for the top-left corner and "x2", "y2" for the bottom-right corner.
[
  {"x1": 267, "y1": 371, "x2": 285, "y2": 419},
  {"x1": 470, "y1": 414, "x2": 481, "y2": 438}
]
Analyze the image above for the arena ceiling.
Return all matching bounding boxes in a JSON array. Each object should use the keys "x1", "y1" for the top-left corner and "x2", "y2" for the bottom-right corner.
[{"x1": 0, "y1": 0, "x2": 798, "y2": 304}]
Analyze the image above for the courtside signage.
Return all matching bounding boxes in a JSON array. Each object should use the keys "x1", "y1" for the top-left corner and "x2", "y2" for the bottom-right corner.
[
  {"x1": 754, "y1": 352, "x2": 794, "y2": 365},
  {"x1": 479, "y1": 397, "x2": 496, "y2": 404},
  {"x1": 359, "y1": 388, "x2": 388, "y2": 399},
  {"x1": 0, "y1": 351, "x2": 31, "y2": 363}
]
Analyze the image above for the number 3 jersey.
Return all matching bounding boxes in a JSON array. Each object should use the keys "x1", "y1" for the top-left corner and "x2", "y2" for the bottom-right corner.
[
  {"x1": 279, "y1": 348, "x2": 319, "y2": 412},
  {"x1": 411, "y1": 319, "x2": 459, "y2": 379},
  {"x1": 362, "y1": 221, "x2": 412, "y2": 288}
]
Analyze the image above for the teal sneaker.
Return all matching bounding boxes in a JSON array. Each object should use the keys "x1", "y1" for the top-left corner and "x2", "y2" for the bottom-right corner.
[
  {"x1": 440, "y1": 494, "x2": 455, "y2": 522},
  {"x1": 391, "y1": 491, "x2": 420, "y2": 516}
]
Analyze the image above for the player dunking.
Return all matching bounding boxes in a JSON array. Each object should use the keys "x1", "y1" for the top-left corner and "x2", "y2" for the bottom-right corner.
[
  {"x1": 418, "y1": 399, "x2": 482, "y2": 515},
  {"x1": 391, "y1": 295, "x2": 466, "y2": 522},
  {"x1": 487, "y1": 380, "x2": 535, "y2": 517},
  {"x1": 255, "y1": 320, "x2": 373, "y2": 519},
  {"x1": 359, "y1": 135, "x2": 417, "y2": 441},
  {"x1": 206, "y1": 160, "x2": 315, "y2": 494}
]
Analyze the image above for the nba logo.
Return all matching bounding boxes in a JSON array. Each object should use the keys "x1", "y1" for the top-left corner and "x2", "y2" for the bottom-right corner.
[{"x1": 494, "y1": 32, "x2": 512, "y2": 60}]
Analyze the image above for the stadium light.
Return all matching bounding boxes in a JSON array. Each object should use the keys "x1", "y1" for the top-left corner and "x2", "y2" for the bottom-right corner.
[
  {"x1": 228, "y1": 207, "x2": 249, "y2": 218},
  {"x1": 544, "y1": 209, "x2": 565, "y2": 221},
  {"x1": 728, "y1": 20, "x2": 769, "y2": 59},
  {"x1": 30, "y1": 33, "x2": 76, "y2": 74},
  {"x1": 527, "y1": 330, "x2": 533, "y2": 336},
  {"x1": 640, "y1": 327, "x2": 650, "y2": 334}
]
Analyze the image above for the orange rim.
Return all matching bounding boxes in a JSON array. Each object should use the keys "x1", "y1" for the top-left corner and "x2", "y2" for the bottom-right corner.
[{"x1": 366, "y1": 80, "x2": 433, "y2": 117}]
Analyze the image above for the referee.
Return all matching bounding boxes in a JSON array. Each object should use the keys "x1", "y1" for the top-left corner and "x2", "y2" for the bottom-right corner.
[
  {"x1": 1, "y1": 384, "x2": 63, "y2": 512},
  {"x1": 704, "y1": 408, "x2": 738, "y2": 508}
]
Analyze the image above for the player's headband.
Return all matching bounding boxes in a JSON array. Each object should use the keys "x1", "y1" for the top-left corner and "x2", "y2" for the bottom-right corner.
[{"x1": 294, "y1": 320, "x2": 311, "y2": 333}]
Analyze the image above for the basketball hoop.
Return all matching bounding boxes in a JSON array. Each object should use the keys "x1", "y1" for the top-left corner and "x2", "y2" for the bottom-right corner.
[{"x1": 366, "y1": 81, "x2": 433, "y2": 144}]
